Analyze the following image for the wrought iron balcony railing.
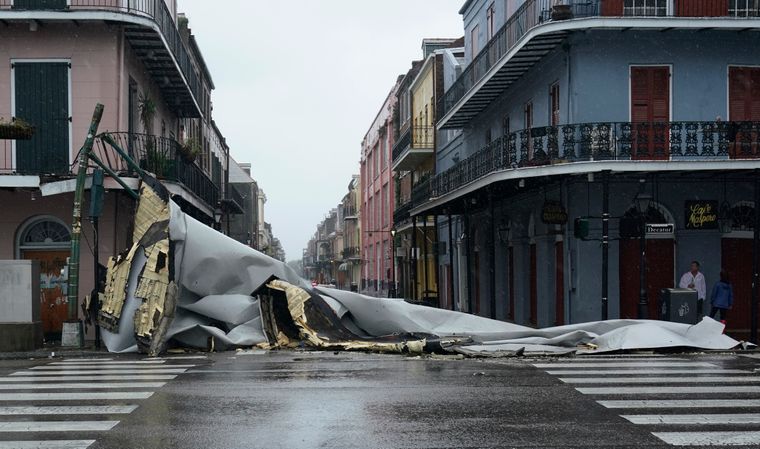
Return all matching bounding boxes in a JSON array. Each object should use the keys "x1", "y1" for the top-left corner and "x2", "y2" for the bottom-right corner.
[
  {"x1": 392, "y1": 126, "x2": 412, "y2": 163},
  {"x1": 94, "y1": 132, "x2": 218, "y2": 208},
  {"x1": 342, "y1": 246, "x2": 361, "y2": 260},
  {"x1": 412, "y1": 126, "x2": 435, "y2": 149},
  {"x1": 0, "y1": 0, "x2": 202, "y2": 115},
  {"x1": 343, "y1": 205, "x2": 358, "y2": 218},
  {"x1": 441, "y1": 0, "x2": 760, "y2": 120},
  {"x1": 411, "y1": 121, "x2": 760, "y2": 208},
  {"x1": 393, "y1": 198, "x2": 413, "y2": 225}
]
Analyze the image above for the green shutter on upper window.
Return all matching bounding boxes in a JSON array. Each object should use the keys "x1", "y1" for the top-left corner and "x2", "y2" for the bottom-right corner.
[
  {"x1": 12, "y1": 0, "x2": 68, "y2": 10},
  {"x1": 14, "y1": 62, "x2": 70, "y2": 175}
]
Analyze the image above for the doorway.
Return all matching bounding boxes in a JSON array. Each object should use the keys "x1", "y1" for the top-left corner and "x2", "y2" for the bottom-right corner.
[{"x1": 17, "y1": 217, "x2": 71, "y2": 340}]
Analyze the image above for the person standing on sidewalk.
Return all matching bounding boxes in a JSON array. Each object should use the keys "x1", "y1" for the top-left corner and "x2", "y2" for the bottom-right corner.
[
  {"x1": 709, "y1": 269, "x2": 733, "y2": 321},
  {"x1": 679, "y1": 261, "x2": 707, "y2": 315}
]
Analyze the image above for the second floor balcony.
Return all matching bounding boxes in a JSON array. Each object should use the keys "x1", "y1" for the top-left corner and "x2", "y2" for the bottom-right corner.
[
  {"x1": 0, "y1": 0, "x2": 204, "y2": 118},
  {"x1": 440, "y1": 0, "x2": 760, "y2": 129},
  {"x1": 411, "y1": 120, "x2": 760, "y2": 213},
  {"x1": 392, "y1": 126, "x2": 435, "y2": 171}
]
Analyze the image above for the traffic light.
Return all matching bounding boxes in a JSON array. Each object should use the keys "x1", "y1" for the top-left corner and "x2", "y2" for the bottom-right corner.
[{"x1": 574, "y1": 217, "x2": 589, "y2": 239}]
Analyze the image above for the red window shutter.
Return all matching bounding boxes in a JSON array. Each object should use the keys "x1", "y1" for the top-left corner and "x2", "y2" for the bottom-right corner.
[
  {"x1": 602, "y1": 0, "x2": 624, "y2": 16},
  {"x1": 729, "y1": 67, "x2": 749, "y2": 121},
  {"x1": 750, "y1": 69, "x2": 760, "y2": 121},
  {"x1": 631, "y1": 68, "x2": 651, "y2": 123},
  {"x1": 676, "y1": 0, "x2": 728, "y2": 17},
  {"x1": 651, "y1": 67, "x2": 670, "y2": 122}
]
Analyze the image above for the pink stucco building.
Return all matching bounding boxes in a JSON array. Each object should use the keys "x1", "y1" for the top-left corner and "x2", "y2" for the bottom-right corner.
[
  {"x1": 360, "y1": 77, "x2": 401, "y2": 297},
  {"x1": 0, "y1": 0, "x2": 233, "y2": 342}
]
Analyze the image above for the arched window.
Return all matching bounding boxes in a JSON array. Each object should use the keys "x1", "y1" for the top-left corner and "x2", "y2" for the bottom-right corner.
[{"x1": 17, "y1": 216, "x2": 71, "y2": 255}]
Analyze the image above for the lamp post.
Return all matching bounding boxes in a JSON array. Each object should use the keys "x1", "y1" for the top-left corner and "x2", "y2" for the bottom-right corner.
[
  {"x1": 635, "y1": 190, "x2": 653, "y2": 319},
  {"x1": 389, "y1": 228, "x2": 397, "y2": 298}
]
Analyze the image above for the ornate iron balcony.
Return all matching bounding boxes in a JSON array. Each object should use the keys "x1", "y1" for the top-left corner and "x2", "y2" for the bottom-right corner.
[
  {"x1": 392, "y1": 126, "x2": 412, "y2": 163},
  {"x1": 94, "y1": 132, "x2": 219, "y2": 209},
  {"x1": 412, "y1": 121, "x2": 760, "y2": 208},
  {"x1": 441, "y1": 0, "x2": 760, "y2": 121}
]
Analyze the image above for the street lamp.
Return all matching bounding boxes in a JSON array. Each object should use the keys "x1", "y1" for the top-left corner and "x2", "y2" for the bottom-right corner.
[
  {"x1": 389, "y1": 228, "x2": 397, "y2": 298},
  {"x1": 634, "y1": 190, "x2": 653, "y2": 319},
  {"x1": 497, "y1": 221, "x2": 511, "y2": 244}
]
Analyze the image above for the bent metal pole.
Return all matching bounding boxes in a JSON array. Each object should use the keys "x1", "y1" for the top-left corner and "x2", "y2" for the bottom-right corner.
[{"x1": 67, "y1": 103, "x2": 104, "y2": 321}]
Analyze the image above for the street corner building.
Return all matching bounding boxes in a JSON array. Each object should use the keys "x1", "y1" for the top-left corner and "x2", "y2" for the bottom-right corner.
[
  {"x1": 392, "y1": 0, "x2": 760, "y2": 342},
  {"x1": 0, "y1": 0, "x2": 262, "y2": 350}
]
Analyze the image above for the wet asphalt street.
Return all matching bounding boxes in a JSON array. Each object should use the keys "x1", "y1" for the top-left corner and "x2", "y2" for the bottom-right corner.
[{"x1": 0, "y1": 351, "x2": 759, "y2": 449}]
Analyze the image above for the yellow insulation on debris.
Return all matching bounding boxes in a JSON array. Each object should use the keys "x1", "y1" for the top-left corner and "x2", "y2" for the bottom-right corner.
[
  {"x1": 100, "y1": 243, "x2": 139, "y2": 321},
  {"x1": 134, "y1": 238, "x2": 171, "y2": 338},
  {"x1": 266, "y1": 280, "x2": 425, "y2": 354},
  {"x1": 132, "y1": 183, "x2": 169, "y2": 243}
]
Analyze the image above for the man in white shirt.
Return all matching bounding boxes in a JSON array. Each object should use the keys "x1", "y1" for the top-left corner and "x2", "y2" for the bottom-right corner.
[{"x1": 679, "y1": 261, "x2": 707, "y2": 313}]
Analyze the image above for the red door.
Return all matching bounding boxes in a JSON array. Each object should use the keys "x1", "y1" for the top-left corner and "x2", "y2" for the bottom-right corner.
[
  {"x1": 676, "y1": 0, "x2": 728, "y2": 16},
  {"x1": 529, "y1": 243, "x2": 537, "y2": 326},
  {"x1": 619, "y1": 239, "x2": 675, "y2": 319},
  {"x1": 602, "y1": 0, "x2": 624, "y2": 15},
  {"x1": 721, "y1": 238, "x2": 754, "y2": 340},
  {"x1": 23, "y1": 250, "x2": 69, "y2": 338},
  {"x1": 728, "y1": 67, "x2": 760, "y2": 158},
  {"x1": 555, "y1": 241, "x2": 565, "y2": 326},
  {"x1": 631, "y1": 66, "x2": 670, "y2": 160}
]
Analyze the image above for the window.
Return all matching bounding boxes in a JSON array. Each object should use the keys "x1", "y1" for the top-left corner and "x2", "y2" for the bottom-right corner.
[
  {"x1": 730, "y1": 0, "x2": 760, "y2": 16},
  {"x1": 487, "y1": 3, "x2": 495, "y2": 39},
  {"x1": 624, "y1": 0, "x2": 667, "y2": 16},
  {"x1": 383, "y1": 184, "x2": 389, "y2": 227},
  {"x1": 550, "y1": 83, "x2": 560, "y2": 126},
  {"x1": 485, "y1": 128, "x2": 492, "y2": 145},
  {"x1": 502, "y1": 114, "x2": 510, "y2": 136},
  {"x1": 470, "y1": 24, "x2": 480, "y2": 59},
  {"x1": 524, "y1": 101, "x2": 533, "y2": 130}
]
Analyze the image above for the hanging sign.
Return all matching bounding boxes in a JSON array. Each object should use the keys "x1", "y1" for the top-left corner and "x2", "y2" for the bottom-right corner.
[
  {"x1": 646, "y1": 223, "x2": 674, "y2": 235},
  {"x1": 541, "y1": 201, "x2": 568, "y2": 225},
  {"x1": 685, "y1": 200, "x2": 718, "y2": 230}
]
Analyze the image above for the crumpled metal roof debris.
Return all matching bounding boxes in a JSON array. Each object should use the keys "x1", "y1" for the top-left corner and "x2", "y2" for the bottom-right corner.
[{"x1": 97, "y1": 178, "x2": 747, "y2": 356}]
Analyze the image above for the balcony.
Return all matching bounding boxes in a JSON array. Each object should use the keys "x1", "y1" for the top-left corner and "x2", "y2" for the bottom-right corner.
[
  {"x1": 95, "y1": 132, "x2": 218, "y2": 208},
  {"x1": 392, "y1": 126, "x2": 436, "y2": 171},
  {"x1": 439, "y1": 0, "x2": 760, "y2": 129},
  {"x1": 343, "y1": 205, "x2": 358, "y2": 219},
  {"x1": 341, "y1": 246, "x2": 361, "y2": 260},
  {"x1": 412, "y1": 121, "x2": 760, "y2": 212},
  {"x1": 0, "y1": 0, "x2": 204, "y2": 117},
  {"x1": 220, "y1": 184, "x2": 245, "y2": 215},
  {"x1": 393, "y1": 198, "x2": 413, "y2": 225}
]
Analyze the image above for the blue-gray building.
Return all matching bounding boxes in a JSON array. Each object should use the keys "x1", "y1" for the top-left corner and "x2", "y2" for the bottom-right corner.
[{"x1": 409, "y1": 0, "x2": 760, "y2": 340}]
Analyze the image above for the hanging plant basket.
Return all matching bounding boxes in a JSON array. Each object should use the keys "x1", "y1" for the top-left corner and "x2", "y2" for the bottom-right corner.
[{"x1": 0, "y1": 118, "x2": 35, "y2": 140}]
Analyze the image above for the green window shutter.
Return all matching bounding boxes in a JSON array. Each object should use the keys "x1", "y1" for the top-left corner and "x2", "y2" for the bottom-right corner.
[{"x1": 14, "y1": 62, "x2": 70, "y2": 175}]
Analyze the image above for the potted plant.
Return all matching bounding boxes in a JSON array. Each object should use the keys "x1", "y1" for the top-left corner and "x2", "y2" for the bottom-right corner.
[
  {"x1": 138, "y1": 92, "x2": 156, "y2": 135},
  {"x1": 179, "y1": 137, "x2": 201, "y2": 162},
  {"x1": 551, "y1": 3, "x2": 573, "y2": 21},
  {"x1": 0, "y1": 117, "x2": 35, "y2": 140}
]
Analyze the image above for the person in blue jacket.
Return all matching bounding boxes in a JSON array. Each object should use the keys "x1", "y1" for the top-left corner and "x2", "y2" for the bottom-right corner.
[{"x1": 709, "y1": 269, "x2": 733, "y2": 321}]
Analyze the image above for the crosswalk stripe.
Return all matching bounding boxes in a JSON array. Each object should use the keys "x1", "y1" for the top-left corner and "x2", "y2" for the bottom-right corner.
[
  {"x1": 547, "y1": 369, "x2": 751, "y2": 375},
  {"x1": 0, "y1": 392, "x2": 154, "y2": 401},
  {"x1": 598, "y1": 399, "x2": 760, "y2": 409},
  {"x1": 652, "y1": 431, "x2": 760, "y2": 446},
  {"x1": 577, "y1": 386, "x2": 760, "y2": 395},
  {"x1": 0, "y1": 421, "x2": 119, "y2": 432},
  {"x1": 0, "y1": 405, "x2": 139, "y2": 415},
  {"x1": 547, "y1": 357, "x2": 686, "y2": 362},
  {"x1": 534, "y1": 362, "x2": 717, "y2": 368},
  {"x1": 0, "y1": 382, "x2": 165, "y2": 390},
  {"x1": 29, "y1": 364, "x2": 194, "y2": 370},
  {"x1": 52, "y1": 360, "x2": 165, "y2": 365},
  {"x1": 0, "y1": 441, "x2": 96, "y2": 449},
  {"x1": 623, "y1": 414, "x2": 760, "y2": 425},
  {"x1": 12, "y1": 369, "x2": 188, "y2": 376},
  {"x1": 560, "y1": 376, "x2": 760, "y2": 384},
  {"x1": 0, "y1": 375, "x2": 177, "y2": 382}
]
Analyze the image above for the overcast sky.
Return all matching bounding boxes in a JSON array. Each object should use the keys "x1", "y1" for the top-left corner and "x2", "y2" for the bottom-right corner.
[{"x1": 179, "y1": 0, "x2": 464, "y2": 261}]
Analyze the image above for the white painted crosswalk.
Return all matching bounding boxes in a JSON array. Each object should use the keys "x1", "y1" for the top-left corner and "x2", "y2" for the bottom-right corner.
[
  {"x1": 0, "y1": 356, "x2": 201, "y2": 449},
  {"x1": 535, "y1": 356, "x2": 760, "y2": 446}
]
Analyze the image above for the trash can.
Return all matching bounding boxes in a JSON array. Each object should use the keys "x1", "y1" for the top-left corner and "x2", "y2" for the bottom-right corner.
[{"x1": 660, "y1": 288, "x2": 699, "y2": 324}]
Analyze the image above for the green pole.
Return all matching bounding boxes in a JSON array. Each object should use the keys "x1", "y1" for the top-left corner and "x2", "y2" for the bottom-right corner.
[
  {"x1": 87, "y1": 152, "x2": 140, "y2": 200},
  {"x1": 68, "y1": 103, "x2": 104, "y2": 322}
]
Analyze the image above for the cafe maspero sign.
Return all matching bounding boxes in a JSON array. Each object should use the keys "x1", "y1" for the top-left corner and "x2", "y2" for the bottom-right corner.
[{"x1": 685, "y1": 200, "x2": 718, "y2": 230}]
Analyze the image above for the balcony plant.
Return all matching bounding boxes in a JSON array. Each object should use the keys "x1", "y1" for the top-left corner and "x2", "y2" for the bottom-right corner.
[
  {"x1": 551, "y1": 4, "x2": 573, "y2": 21},
  {"x1": 138, "y1": 92, "x2": 156, "y2": 135},
  {"x1": 0, "y1": 117, "x2": 35, "y2": 140},
  {"x1": 179, "y1": 137, "x2": 201, "y2": 162}
]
